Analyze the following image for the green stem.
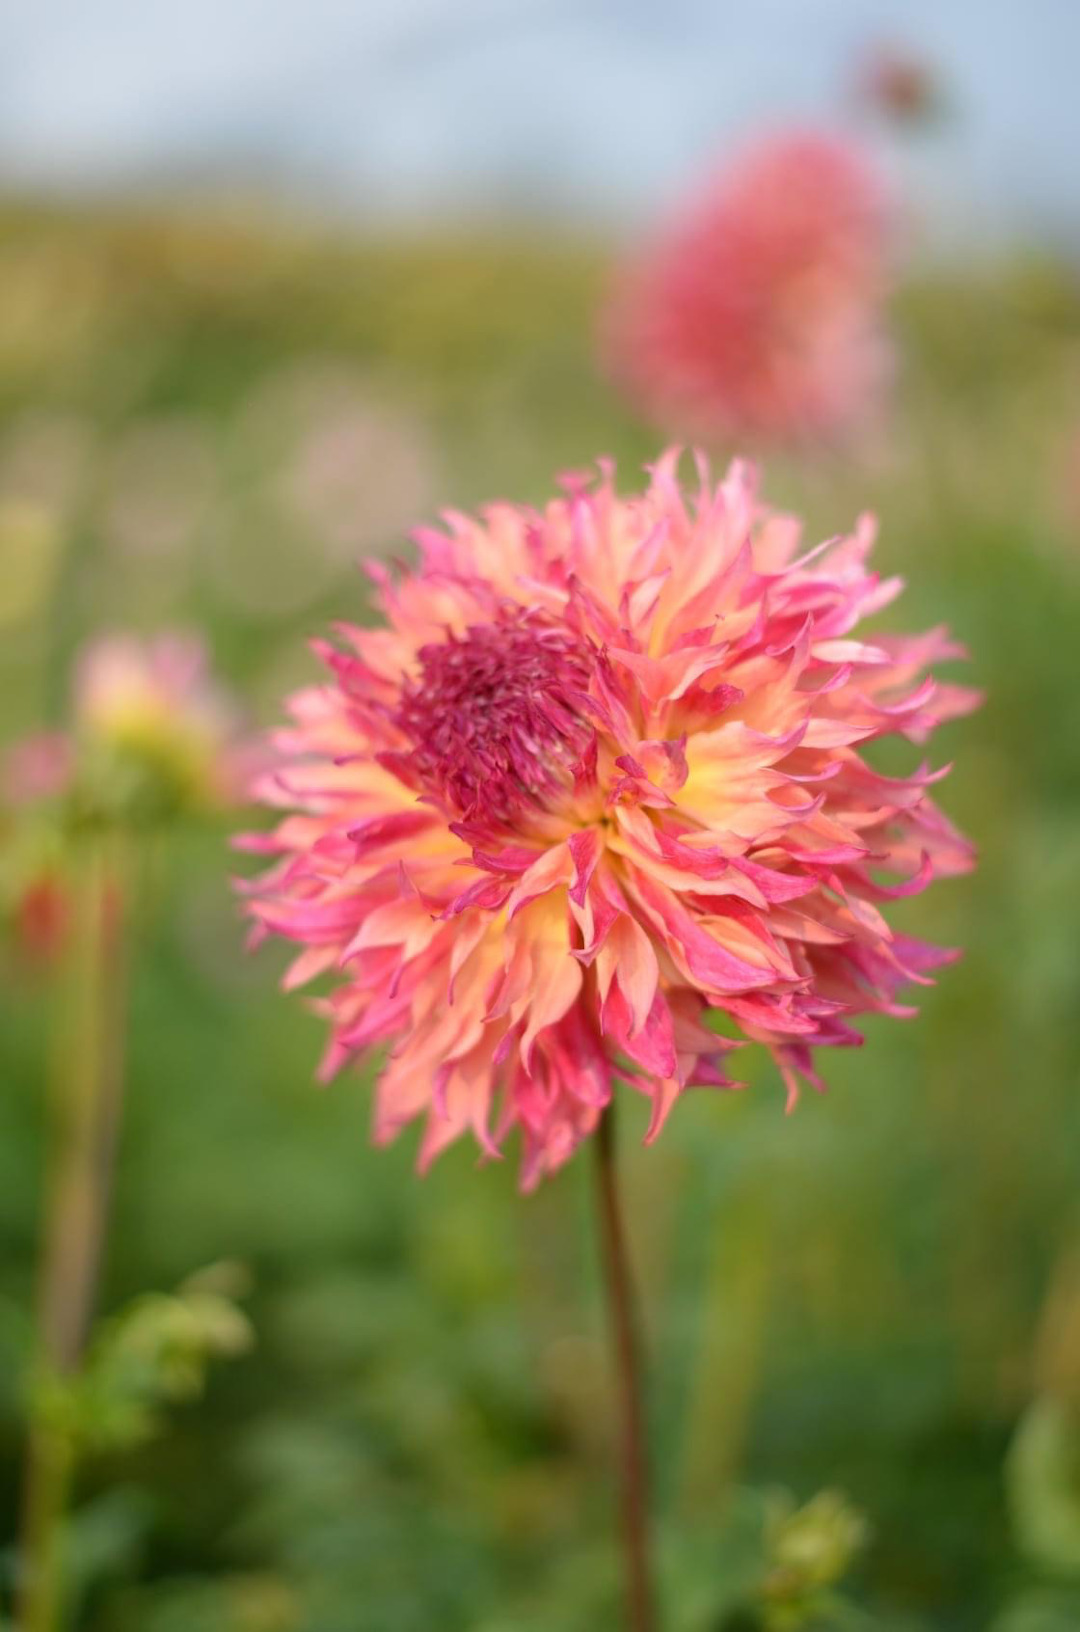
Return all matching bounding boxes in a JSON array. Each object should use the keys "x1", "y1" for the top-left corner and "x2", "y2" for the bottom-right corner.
[
  {"x1": 16, "y1": 836, "x2": 130, "y2": 1632},
  {"x1": 16, "y1": 1424, "x2": 73, "y2": 1632},
  {"x1": 593, "y1": 1102, "x2": 657, "y2": 1632}
]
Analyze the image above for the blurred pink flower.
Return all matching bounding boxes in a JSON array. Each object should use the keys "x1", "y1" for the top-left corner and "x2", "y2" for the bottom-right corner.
[
  {"x1": 4, "y1": 733, "x2": 74, "y2": 805},
  {"x1": 202, "y1": 362, "x2": 439, "y2": 622},
  {"x1": 604, "y1": 133, "x2": 892, "y2": 447},
  {"x1": 5, "y1": 633, "x2": 250, "y2": 824},
  {"x1": 77, "y1": 630, "x2": 225, "y2": 736},
  {"x1": 278, "y1": 390, "x2": 437, "y2": 561},
  {"x1": 241, "y1": 452, "x2": 978, "y2": 1189},
  {"x1": 74, "y1": 632, "x2": 249, "y2": 811}
]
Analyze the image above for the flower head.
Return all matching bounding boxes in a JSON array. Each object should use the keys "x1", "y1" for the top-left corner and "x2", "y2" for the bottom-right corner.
[
  {"x1": 5, "y1": 632, "x2": 245, "y2": 828},
  {"x1": 604, "y1": 133, "x2": 892, "y2": 447},
  {"x1": 242, "y1": 453, "x2": 977, "y2": 1189},
  {"x1": 75, "y1": 633, "x2": 239, "y2": 811}
]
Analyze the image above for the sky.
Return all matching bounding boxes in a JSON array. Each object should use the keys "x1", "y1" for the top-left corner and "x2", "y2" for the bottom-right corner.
[{"x1": 3, "y1": 0, "x2": 1079, "y2": 246}]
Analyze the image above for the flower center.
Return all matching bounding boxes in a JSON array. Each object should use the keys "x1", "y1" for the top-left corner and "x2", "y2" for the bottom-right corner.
[{"x1": 395, "y1": 615, "x2": 594, "y2": 820}]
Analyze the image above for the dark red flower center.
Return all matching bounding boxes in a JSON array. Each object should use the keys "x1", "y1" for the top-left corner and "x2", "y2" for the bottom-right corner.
[{"x1": 395, "y1": 615, "x2": 594, "y2": 820}]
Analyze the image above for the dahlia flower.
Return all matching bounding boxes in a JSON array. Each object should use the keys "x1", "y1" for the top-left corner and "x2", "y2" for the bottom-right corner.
[
  {"x1": 5, "y1": 633, "x2": 245, "y2": 827},
  {"x1": 72, "y1": 632, "x2": 245, "y2": 818},
  {"x1": 604, "y1": 134, "x2": 891, "y2": 446},
  {"x1": 242, "y1": 453, "x2": 977, "y2": 1189}
]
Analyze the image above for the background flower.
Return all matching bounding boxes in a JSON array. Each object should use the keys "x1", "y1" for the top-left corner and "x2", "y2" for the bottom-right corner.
[
  {"x1": 5, "y1": 632, "x2": 249, "y2": 831},
  {"x1": 603, "y1": 134, "x2": 892, "y2": 448}
]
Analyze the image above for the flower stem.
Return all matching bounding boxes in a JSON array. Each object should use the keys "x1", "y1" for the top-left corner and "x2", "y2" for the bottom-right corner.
[
  {"x1": 16, "y1": 1424, "x2": 73, "y2": 1632},
  {"x1": 593, "y1": 1102, "x2": 657, "y2": 1632},
  {"x1": 17, "y1": 837, "x2": 130, "y2": 1632}
]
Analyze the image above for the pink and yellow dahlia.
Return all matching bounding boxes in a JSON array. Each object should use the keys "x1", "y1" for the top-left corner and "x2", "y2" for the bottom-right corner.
[
  {"x1": 5, "y1": 632, "x2": 247, "y2": 827},
  {"x1": 242, "y1": 454, "x2": 977, "y2": 1188},
  {"x1": 604, "y1": 133, "x2": 891, "y2": 446},
  {"x1": 71, "y1": 632, "x2": 249, "y2": 820}
]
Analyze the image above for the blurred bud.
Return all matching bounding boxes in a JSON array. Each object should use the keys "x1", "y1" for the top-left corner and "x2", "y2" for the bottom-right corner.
[
  {"x1": 856, "y1": 43, "x2": 945, "y2": 127},
  {"x1": 4, "y1": 733, "x2": 74, "y2": 806},
  {"x1": 71, "y1": 631, "x2": 248, "y2": 825},
  {"x1": 13, "y1": 871, "x2": 71, "y2": 965},
  {"x1": 0, "y1": 815, "x2": 71, "y2": 971},
  {"x1": 4, "y1": 631, "x2": 253, "y2": 836},
  {"x1": 762, "y1": 1488, "x2": 869, "y2": 1615}
]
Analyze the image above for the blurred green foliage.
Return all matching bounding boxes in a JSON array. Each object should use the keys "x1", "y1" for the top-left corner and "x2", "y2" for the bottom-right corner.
[
  {"x1": 27, "y1": 1266, "x2": 253, "y2": 1462},
  {"x1": 1, "y1": 201, "x2": 1080, "y2": 1629}
]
